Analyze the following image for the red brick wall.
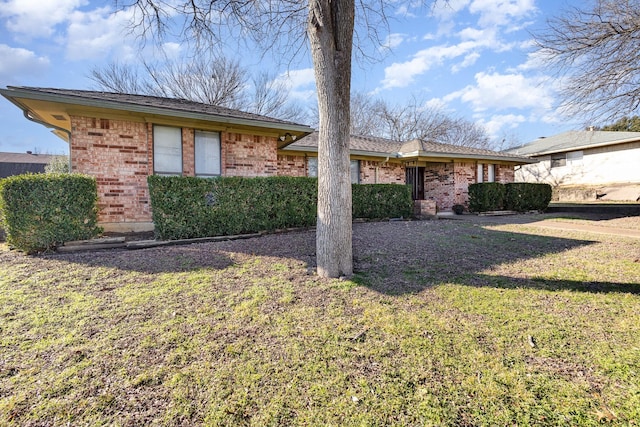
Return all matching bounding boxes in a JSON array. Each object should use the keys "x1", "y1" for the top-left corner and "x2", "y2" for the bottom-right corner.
[
  {"x1": 277, "y1": 154, "x2": 308, "y2": 176},
  {"x1": 223, "y1": 132, "x2": 278, "y2": 176},
  {"x1": 454, "y1": 162, "x2": 477, "y2": 208},
  {"x1": 277, "y1": 155, "x2": 406, "y2": 184},
  {"x1": 70, "y1": 116, "x2": 151, "y2": 224},
  {"x1": 182, "y1": 128, "x2": 195, "y2": 176},
  {"x1": 424, "y1": 162, "x2": 455, "y2": 211},
  {"x1": 71, "y1": 117, "x2": 282, "y2": 227},
  {"x1": 359, "y1": 160, "x2": 405, "y2": 184},
  {"x1": 496, "y1": 164, "x2": 515, "y2": 183}
]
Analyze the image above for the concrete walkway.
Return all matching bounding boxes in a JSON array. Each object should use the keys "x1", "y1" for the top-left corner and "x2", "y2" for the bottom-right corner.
[
  {"x1": 523, "y1": 220, "x2": 640, "y2": 239},
  {"x1": 456, "y1": 212, "x2": 640, "y2": 239}
]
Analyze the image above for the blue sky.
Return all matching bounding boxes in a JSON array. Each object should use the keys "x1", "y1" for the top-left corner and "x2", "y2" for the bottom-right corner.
[{"x1": 0, "y1": 0, "x2": 585, "y2": 154}]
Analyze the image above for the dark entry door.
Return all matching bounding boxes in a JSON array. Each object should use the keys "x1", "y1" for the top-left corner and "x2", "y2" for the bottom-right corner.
[{"x1": 406, "y1": 166, "x2": 425, "y2": 200}]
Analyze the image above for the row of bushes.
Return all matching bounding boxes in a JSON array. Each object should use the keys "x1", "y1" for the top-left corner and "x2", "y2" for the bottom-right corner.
[
  {"x1": 0, "y1": 174, "x2": 101, "y2": 253},
  {"x1": 468, "y1": 182, "x2": 552, "y2": 212},
  {"x1": 148, "y1": 176, "x2": 413, "y2": 240}
]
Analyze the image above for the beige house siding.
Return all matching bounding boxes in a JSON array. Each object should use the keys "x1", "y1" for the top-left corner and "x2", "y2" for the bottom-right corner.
[{"x1": 516, "y1": 141, "x2": 640, "y2": 186}]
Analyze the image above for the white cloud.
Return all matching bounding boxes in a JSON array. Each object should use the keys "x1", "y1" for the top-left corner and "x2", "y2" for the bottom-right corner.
[
  {"x1": 65, "y1": 7, "x2": 137, "y2": 61},
  {"x1": 477, "y1": 113, "x2": 526, "y2": 138},
  {"x1": 0, "y1": 44, "x2": 49, "y2": 82},
  {"x1": 274, "y1": 68, "x2": 316, "y2": 101},
  {"x1": 431, "y1": 0, "x2": 471, "y2": 21},
  {"x1": 0, "y1": 0, "x2": 88, "y2": 38},
  {"x1": 452, "y1": 52, "x2": 481, "y2": 73},
  {"x1": 381, "y1": 33, "x2": 406, "y2": 51},
  {"x1": 469, "y1": 0, "x2": 537, "y2": 28},
  {"x1": 444, "y1": 71, "x2": 553, "y2": 112}
]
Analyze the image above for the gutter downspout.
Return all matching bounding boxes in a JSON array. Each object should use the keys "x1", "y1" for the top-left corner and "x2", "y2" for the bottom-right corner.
[{"x1": 22, "y1": 110, "x2": 72, "y2": 172}]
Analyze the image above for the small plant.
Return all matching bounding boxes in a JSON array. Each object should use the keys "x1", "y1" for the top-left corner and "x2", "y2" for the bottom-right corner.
[{"x1": 452, "y1": 204, "x2": 465, "y2": 215}]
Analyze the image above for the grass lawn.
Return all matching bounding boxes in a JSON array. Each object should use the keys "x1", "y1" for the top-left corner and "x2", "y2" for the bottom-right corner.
[{"x1": 1, "y1": 217, "x2": 639, "y2": 426}]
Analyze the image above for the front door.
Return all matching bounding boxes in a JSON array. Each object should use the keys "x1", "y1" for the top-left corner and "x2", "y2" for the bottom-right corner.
[{"x1": 406, "y1": 166, "x2": 425, "y2": 200}]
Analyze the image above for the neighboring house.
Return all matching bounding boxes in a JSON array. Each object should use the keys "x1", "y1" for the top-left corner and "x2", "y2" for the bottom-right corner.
[
  {"x1": 0, "y1": 152, "x2": 61, "y2": 178},
  {"x1": 1, "y1": 86, "x2": 530, "y2": 233},
  {"x1": 279, "y1": 132, "x2": 531, "y2": 213},
  {"x1": 505, "y1": 131, "x2": 640, "y2": 201}
]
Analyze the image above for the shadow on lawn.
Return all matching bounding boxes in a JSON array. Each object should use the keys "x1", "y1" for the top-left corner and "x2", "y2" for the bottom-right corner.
[
  {"x1": 349, "y1": 221, "x2": 640, "y2": 296},
  {"x1": 51, "y1": 219, "x2": 638, "y2": 293}
]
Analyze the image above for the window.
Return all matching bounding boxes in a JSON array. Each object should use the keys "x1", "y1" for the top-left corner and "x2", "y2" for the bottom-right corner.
[
  {"x1": 350, "y1": 160, "x2": 360, "y2": 184},
  {"x1": 477, "y1": 163, "x2": 484, "y2": 183},
  {"x1": 154, "y1": 125, "x2": 182, "y2": 175},
  {"x1": 195, "y1": 130, "x2": 221, "y2": 176},
  {"x1": 550, "y1": 153, "x2": 566, "y2": 168},
  {"x1": 307, "y1": 157, "x2": 318, "y2": 177},
  {"x1": 567, "y1": 150, "x2": 583, "y2": 163},
  {"x1": 307, "y1": 157, "x2": 358, "y2": 183},
  {"x1": 487, "y1": 164, "x2": 495, "y2": 182}
]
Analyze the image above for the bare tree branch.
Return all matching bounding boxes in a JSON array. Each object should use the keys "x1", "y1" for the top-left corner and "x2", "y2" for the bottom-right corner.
[{"x1": 534, "y1": 0, "x2": 640, "y2": 123}]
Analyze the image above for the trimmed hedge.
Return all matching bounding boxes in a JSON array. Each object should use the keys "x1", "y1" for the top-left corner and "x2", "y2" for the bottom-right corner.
[
  {"x1": 468, "y1": 182, "x2": 552, "y2": 213},
  {"x1": 0, "y1": 174, "x2": 101, "y2": 253},
  {"x1": 352, "y1": 184, "x2": 413, "y2": 220},
  {"x1": 468, "y1": 182, "x2": 505, "y2": 212},
  {"x1": 505, "y1": 183, "x2": 552, "y2": 212},
  {"x1": 148, "y1": 176, "x2": 413, "y2": 240}
]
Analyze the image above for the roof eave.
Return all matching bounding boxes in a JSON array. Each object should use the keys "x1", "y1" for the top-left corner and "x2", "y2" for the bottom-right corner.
[
  {"x1": 400, "y1": 150, "x2": 534, "y2": 164},
  {"x1": 1, "y1": 87, "x2": 314, "y2": 136}
]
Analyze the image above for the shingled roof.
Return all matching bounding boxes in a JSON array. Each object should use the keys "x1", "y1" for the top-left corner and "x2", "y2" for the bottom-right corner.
[
  {"x1": 286, "y1": 132, "x2": 532, "y2": 163},
  {"x1": 0, "y1": 86, "x2": 313, "y2": 146},
  {"x1": 0, "y1": 152, "x2": 64, "y2": 178},
  {"x1": 505, "y1": 130, "x2": 640, "y2": 156},
  {"x1": 8, "y1": 87, "x2": 303, "y2": 126}
]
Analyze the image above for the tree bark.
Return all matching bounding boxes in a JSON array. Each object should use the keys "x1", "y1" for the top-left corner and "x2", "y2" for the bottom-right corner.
[{"x1": 308, "y1": 0, "x2": 354, "y2": 278}]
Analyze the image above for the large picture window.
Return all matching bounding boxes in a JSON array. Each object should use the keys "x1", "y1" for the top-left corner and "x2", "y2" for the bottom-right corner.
[
  {"x1": 154, "y1": 125, "x2": 182, "y2": 175},
  {"x1": 195, "y1": 130, "x2": 221, "y2": 176}
]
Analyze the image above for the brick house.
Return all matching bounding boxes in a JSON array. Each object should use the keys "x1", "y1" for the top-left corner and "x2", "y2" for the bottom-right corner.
[
  {"x1": 279, "y1": 132, "x2": 531, "y2": 215},
  {"x1": 1, "y1": 86, "x2": 313, "y2": 232},
  {"x1": 2, "y1": 86, "x2": 530, "y2": 232}
]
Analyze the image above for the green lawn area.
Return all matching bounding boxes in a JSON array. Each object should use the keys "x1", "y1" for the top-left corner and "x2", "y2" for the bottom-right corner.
[{"x1": 1, "y1": 218, "x2": 639, "y2": 426}]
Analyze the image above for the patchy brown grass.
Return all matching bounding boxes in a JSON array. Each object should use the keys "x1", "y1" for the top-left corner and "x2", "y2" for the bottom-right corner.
[{"x1": 1, "y1": 216, "x2": 639, "y2": 426}]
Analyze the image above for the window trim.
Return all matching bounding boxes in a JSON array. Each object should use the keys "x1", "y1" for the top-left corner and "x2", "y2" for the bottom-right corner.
[
  {"x1": 153, "y1": 125, "x2": 183, "y2": 176},
  {"x1": 351, "y1": 159, "x2": 360, "y2": 184},
  {"x1": 307, "y1": 156, "x2": 318, "y2": 177},
  {"x1": 550, "y1": 153, "x2": 567, "y2": 168},
  {"x1": 194, "y1": 130, "x2": 222, "y2": 177}
]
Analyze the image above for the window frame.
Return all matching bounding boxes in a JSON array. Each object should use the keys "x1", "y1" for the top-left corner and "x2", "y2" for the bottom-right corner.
[
  {"x1": 487, "y1": 164, "x2": 495, "y2": 182},
  {"x1": 550, "y1": 153, "x2": 567, "y2": 168},
  {"x1": 307, "y1": 156, "x2": 318, "y2": 177},
  {"x1": 350, "y1": 159, "x2": 360, "y2": 184},
  {"x1": 153, "y1": 125, "x2": 183, "y2": 176},
  {"x1": 194, "y1": 130, "x2": 222, "y2": 177}
]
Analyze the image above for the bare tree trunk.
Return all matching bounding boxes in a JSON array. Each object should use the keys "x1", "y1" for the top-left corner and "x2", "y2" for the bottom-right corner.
[{"x1": 308, "y1": 0, "x2": 354, "y2": 278}]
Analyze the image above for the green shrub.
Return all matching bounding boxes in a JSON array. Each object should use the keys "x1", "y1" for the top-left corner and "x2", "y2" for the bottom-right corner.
[
  {"x1": 505, "y1": 183, "x2": 553, "y2": 211},
  {"x1": 148, "y1": 176, "x2": 413, "y2": 240},
  {"x1": 0, "y1": 174, "x2": 101, "y2": 253},
  {"x1": 352, "y1": 184, "x2": 413, "y2": 219},
  {"x1": 148, "y1": 175, "x2": 318, "y2": 240},
  {"x1": 468, "y1": 182, "x2": 506, "y2": 212}
]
